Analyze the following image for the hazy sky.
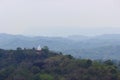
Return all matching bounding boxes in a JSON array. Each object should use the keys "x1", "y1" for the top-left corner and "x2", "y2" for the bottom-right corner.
[{"x1": 0, "y1": 0, "x2": 120, "y2": 36}]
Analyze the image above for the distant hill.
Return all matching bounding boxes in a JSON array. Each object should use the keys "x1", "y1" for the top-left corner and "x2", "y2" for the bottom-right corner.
[
  {"x1": 63, "y1": 45, "x2": 120, "y2": 60},
  {"x1": 67, "y1": 35, "x2": 89, "y2": 41},
  {"x1": 1, "y1": 33, "x2": 120, "y2": 60},
  {"x1": 0, "y1": 33, "x2": 75, "y2": 50}
]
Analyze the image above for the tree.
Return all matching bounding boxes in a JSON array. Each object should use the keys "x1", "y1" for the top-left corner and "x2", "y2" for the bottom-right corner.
[
  {"x1": 86, "y1": 59, "x2": 92, "y2": 68},
  {"x1": 40, "y1": 74, "x2": 54, "y2": 80},
  {"x1": 42, "y1": 46, "x2": 49, "y2": 53},
  {"x1": 104, "y1": 60, "x2": 114, "y2": 66}
]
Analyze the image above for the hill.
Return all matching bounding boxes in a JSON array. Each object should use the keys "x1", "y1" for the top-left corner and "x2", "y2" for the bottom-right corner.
[
  {"x1": 1, "y1": 33, "x2": 120, "y2": 60},
  {"x1": 0, "y1": 48, "x2": 120, "y2": 80}
]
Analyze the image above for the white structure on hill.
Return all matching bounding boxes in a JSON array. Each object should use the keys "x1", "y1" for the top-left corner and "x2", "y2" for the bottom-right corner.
[{"x1": 37, "y1": 45, "x2": 41, "y2": 51}]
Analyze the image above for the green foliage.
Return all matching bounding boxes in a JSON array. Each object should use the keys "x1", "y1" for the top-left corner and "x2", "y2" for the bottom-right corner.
[
  {"x1": 40, "y1": 74, "x2": 54, "y2": 80},
  {"x1": 42, "y1": 46, "x2": 49, "y2": 53},
  {"x1": 31, "y1": 66, "x2": 41, "y2": 74},
  {"x1": 0, "y1": 48, "x2": 120, "y2": 80},
  {"x1": 104, "y1": 60, "x2": 114, "y2": 65}
]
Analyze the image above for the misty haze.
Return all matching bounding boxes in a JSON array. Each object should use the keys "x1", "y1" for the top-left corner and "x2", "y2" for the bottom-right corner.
[{"x1": 0, "y1": 0, "x2": 120, "y2": 80}]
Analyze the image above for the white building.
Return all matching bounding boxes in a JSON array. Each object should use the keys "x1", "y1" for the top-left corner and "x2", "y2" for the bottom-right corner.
[{"x1": 37, "y1": 45, "x2": 41, "y2": 51}]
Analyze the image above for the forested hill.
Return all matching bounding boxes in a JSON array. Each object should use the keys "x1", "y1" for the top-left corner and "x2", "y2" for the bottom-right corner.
[{"x1": 0, "y1": 47, "x2": 120, "y2": 80}]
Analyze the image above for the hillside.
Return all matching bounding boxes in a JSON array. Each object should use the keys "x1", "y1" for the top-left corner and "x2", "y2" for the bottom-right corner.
[
  {"x1": 0, "y1": 33, "x2": 75, "y2": 51},
  {"x1": 64, "y1": 45, "x2": 120, "y2": 60},
  {"x1": 1, "y1": 33, "x2": 120, "y2": 60},
  {"x1": 0, "y1": 48, "x2": 120, "y2": 80}
]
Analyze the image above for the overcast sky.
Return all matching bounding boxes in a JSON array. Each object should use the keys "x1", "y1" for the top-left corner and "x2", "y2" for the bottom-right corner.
[{"x1": 0, "y1": 0, "x2": 120, "y2": 36}]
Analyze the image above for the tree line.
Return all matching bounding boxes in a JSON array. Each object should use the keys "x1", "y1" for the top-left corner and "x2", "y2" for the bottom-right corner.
[{"x1": 0, "y1": 47, "x2": 120, "y2": 80}]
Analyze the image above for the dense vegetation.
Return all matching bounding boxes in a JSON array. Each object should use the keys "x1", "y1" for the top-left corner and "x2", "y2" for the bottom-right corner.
[{"x1": 0, "y1": 47, "x2": 120, "y2": 80}]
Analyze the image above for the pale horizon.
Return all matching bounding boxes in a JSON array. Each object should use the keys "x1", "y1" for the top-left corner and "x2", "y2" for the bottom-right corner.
[{"x1": 0, "y1": 0, "x2": 120, "y2": 37}]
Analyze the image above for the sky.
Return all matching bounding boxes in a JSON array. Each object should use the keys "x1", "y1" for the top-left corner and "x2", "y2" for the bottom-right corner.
[{"x1": 0, "y1": 0, "x2": 120, "y2": 37}]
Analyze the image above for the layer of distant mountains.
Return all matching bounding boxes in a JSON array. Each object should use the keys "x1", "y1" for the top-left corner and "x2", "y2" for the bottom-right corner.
[{"x1": 0, "y1": 33, "x2": 120, "y2": 60}]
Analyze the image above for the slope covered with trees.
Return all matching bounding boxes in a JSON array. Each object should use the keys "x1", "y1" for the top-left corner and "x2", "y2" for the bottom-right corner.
[{"x1": 0, "y1": 47, "x2": 120, "y2": 80}]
